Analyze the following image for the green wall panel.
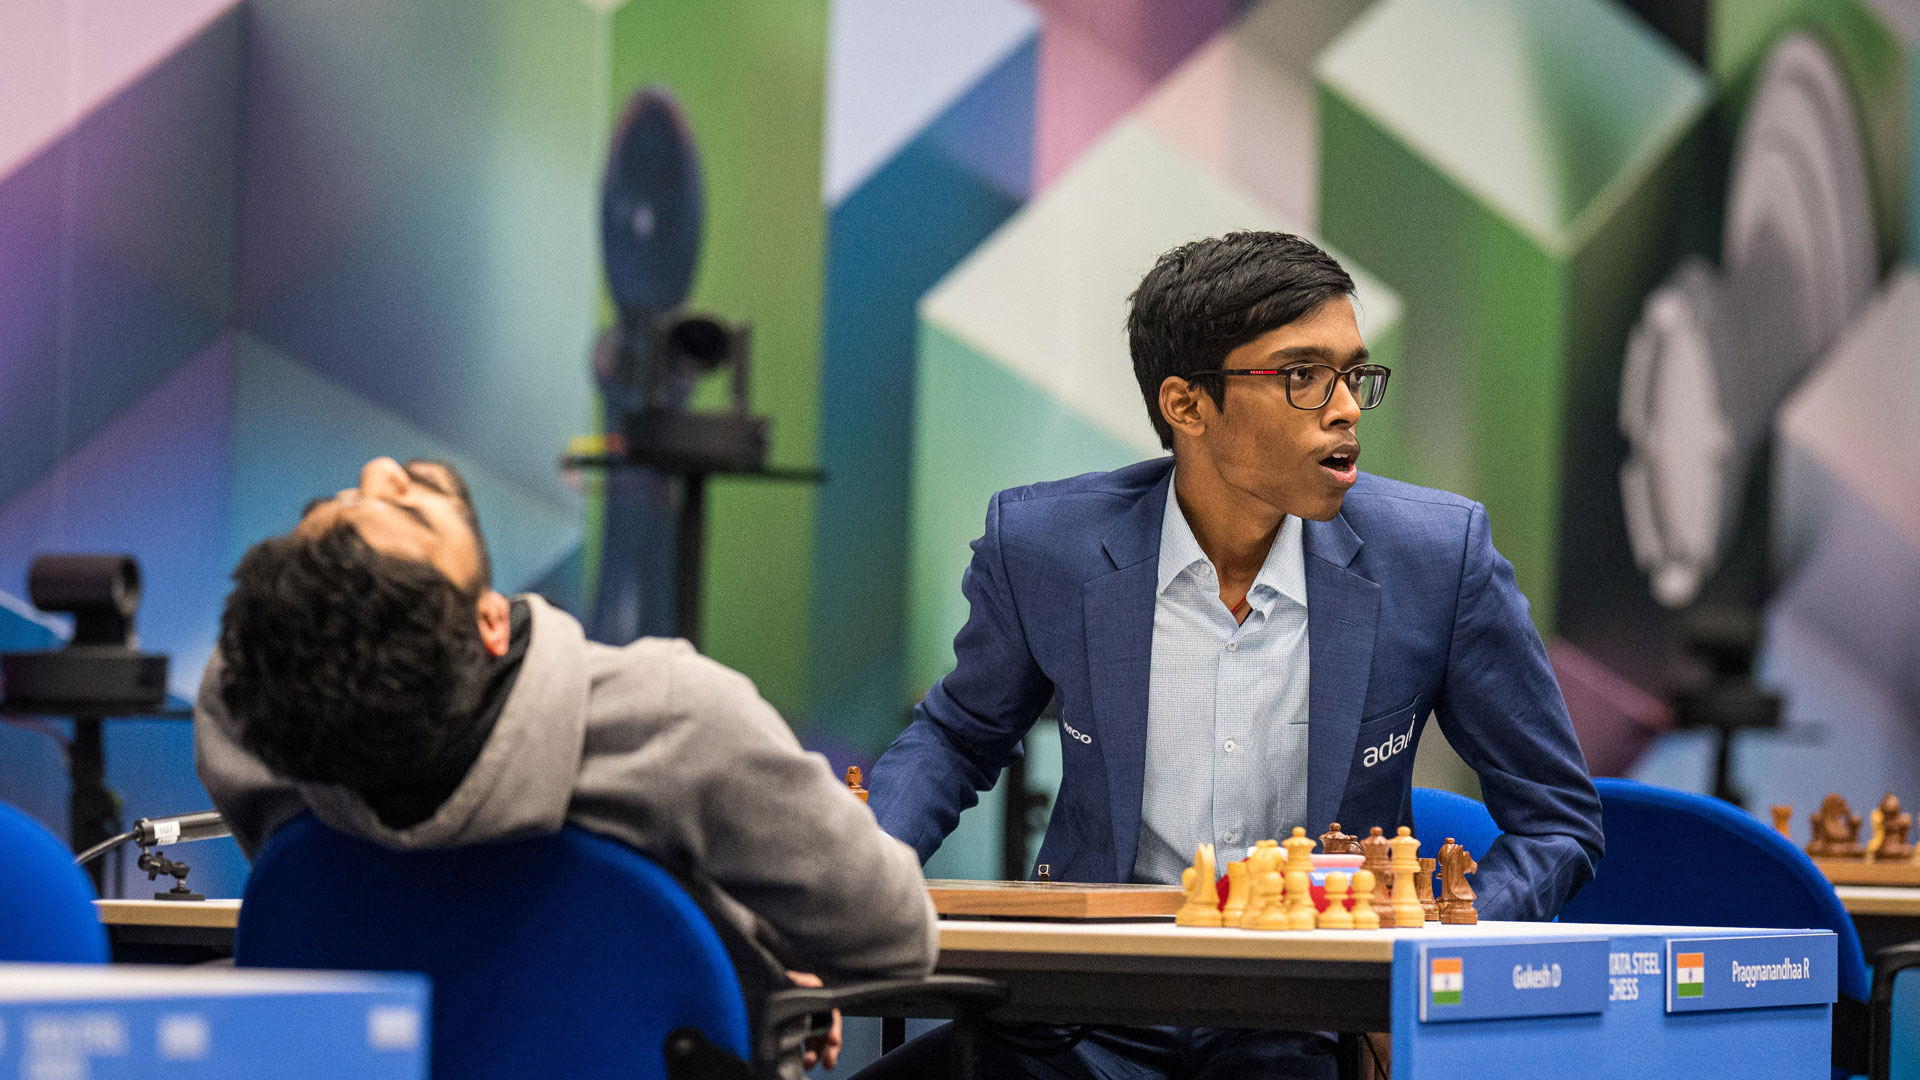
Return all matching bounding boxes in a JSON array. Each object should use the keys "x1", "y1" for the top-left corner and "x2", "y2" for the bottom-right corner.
[
  {"x1": 1316, "y1": 0, "x2": 1710, "y2": 632},
  {"x1": 606, "y1": 0, "x2": 828, "y2": 720},
  {"x1": 908, "y1": 320, "x2": 1144, "y2": 694}
]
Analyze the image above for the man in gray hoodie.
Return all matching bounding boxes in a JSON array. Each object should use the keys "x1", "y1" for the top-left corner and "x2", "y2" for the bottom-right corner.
[{"x1": 196, "y1": 456, "x2": 936, "y2": 1067}]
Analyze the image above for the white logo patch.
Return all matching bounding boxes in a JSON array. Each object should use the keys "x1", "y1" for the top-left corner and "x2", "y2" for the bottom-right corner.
[
  {"x1": 1061, "y1": 719, "x2": 1092, "y2": 745},
  {"x1": 1361, "y1": 715, "x2": 1419, "y2": 768}
]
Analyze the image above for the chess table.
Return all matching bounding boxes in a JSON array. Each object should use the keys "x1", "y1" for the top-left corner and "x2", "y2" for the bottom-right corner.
[
  {"x1": 96, "y1": 899, "x2": 240, "y2": 964},
  {"x1": 97, "y1": 901, "x2": 1839, "y2": 1077},
  {"x1": 896, "y1": 918, "x2": 1838, "y2": 1079},
  {"x1": 1834, "y1": 885, "x2": 1920, "y2": 962}
]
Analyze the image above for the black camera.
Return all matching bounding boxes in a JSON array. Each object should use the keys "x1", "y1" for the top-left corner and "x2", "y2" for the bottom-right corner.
[
  {"x1": 596, "y1": 310, "x2": 768, "y2": 474},
  {"x1": 0, "y1": 554, "x2": 167, "y2": 713}
]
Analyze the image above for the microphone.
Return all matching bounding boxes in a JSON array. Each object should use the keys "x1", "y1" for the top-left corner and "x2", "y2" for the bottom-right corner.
[
  {"x1": 134, "y1": 811, "x2": 229, "y2": 847},
  {"x1": 73, "y1": 810, "x2": 231, "y2": 871}
]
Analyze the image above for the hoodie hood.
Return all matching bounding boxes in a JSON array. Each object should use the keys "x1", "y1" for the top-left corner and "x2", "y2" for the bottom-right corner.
[{"x1": 296, "y1": 594, "x2": 590, "y2": 849}]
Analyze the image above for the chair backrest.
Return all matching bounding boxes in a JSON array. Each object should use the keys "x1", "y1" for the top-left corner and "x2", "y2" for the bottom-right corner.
[
  {"x1": 1411, "y1": 786, "x2": 1502, "y2": 863},
  {"x1": 1558, "y1": 777, "x2": 1869, "y2": 1002},
  {"x1": 0, "y1": 801, "x2": 107, "y2": 963},
  {"x1": 237, "y1": 815, "x2": 750, "y2": 1080}
]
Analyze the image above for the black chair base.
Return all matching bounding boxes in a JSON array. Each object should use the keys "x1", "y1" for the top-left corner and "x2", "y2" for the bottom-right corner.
[{"x1": 671, "y1": 975, "x2": 1008, "y2": 1080}]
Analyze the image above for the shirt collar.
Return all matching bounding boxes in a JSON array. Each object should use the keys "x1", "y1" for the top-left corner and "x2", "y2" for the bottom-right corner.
[{"x1": 1157, "y1": 474, "x2": 1308, "y2": 610}]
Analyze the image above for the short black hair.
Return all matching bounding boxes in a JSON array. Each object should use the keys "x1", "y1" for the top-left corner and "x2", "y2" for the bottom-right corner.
[
  {"x1": 217, "y1": 524, "x2": 491, "y2": 794},
  {"x1": 1127, "y1": 231, "x2": 1356, "y2": 448}
]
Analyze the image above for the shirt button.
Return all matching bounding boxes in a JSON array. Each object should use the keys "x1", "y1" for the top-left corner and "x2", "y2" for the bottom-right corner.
[
  {"x1": 1224, "y1": 739, "x2": 1237, "y2": 752},
  {"x1": 1226, "y1": 642, "x2": 1238, "y2": 652},
  {"x1": 1224, "y1": 828, "x2": 1242, "y2": 843}
]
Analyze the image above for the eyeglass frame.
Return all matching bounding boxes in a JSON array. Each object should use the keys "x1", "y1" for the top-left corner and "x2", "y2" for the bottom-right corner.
[{"x1": 1183, "y1": 362, "x2": 1392, "y2": 411}]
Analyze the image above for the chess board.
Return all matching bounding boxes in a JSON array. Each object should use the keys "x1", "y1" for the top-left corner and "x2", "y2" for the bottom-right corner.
[
  {"x1": 1813, "y1": 857, "x2": 1920, "y2": 887},
  {"x1": 926, "y1": 879, "x2": 1183, "y2": 920}
]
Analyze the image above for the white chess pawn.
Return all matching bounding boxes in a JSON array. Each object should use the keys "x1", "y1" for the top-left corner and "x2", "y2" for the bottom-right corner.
[
  {"x1": 1319, "y1": 872, "x2": 1354, "y2": 929},
  {"x1": 1349, "y1": 870, "x2": 1380, "y2": 930}
]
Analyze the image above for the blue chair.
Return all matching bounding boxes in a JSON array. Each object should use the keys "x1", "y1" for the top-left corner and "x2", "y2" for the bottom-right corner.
[
  {"x1": 0, "y1": 800, "x2": 107, "y2": 962},
  {"x1": 1410, "y1": 786, "x2": 1501, "y2": 863},
  {"x1": 238, "y1": 814, "x2": 1001, "y2": 1080},
  {"x1": 1558, "y1": 778, "x2": 1869, "y2": 1076}
]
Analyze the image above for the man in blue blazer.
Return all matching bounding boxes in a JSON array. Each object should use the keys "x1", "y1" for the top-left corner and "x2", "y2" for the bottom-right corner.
[{"x1": 859, "y1": 232, "x2": 1603, "y2": 1079}]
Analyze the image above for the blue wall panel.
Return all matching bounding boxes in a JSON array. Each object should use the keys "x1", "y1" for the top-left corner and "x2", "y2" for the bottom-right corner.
[{"x1": 811, "y1": 36, "x2": 1035, "y2": 751}]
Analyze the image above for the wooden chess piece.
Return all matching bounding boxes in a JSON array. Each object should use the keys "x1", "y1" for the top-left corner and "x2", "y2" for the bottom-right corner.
[
  {"x1": 1875, "y1": 793, "x2": 1913, "y2": 861},
  {"x1": 1252, "y1": 869, "x2": 1290, "y2": 930},
  {"x1": 846, "y1": 765, "x2": 868, "y2": 803},
  {"x1": 1221, "y1": 860, "x2": 1252, "y2": 924},
  {"x1": 1388, "y1": 826, "x2": 1425, "y2": 929},
  {"x1": 1362, "y1": 826, "x2": 1396, "y2": 929},
  {"x1": 1869, "y1": 808, "x2": 1886, "y2": 863},
  {"x1": 1319, "y1": 872, "x2": 1355, "y2": 929},
  {"x1": 1319, "y1": 822, "x2": 1360, "y2": 855},
  {"x1": 1350, "y1": 870, "x2": 1380, "y2": 930},
  {"x1": 1437, "y1": 837, "x2": 1479, "y2": 925},
  {"x1": 1808, "y1": 793, "x2": 1863, "y2": 858},
  {"x1": 1283, "y1": 827, "x2": 1316, "y2": 876},
  {"x1": 1177, "y1": 844, "x2": 1223, "y2": 926},
  {"x1": 1237, "y1": 861, "x2": 1269, "y2": 929},
  {"x1": 1285, "y1": 869, "x2": 1317, "y2": 930},
  {"x1": 1770, "y1": 804, "x2": 1792, "y2": 840},
  {"x1": 1417, "y1": 858, "x2": 1439, "y2": 922},
  {"x1": 1241, "y1": 847, "x2": 1282, "y2": 929}
]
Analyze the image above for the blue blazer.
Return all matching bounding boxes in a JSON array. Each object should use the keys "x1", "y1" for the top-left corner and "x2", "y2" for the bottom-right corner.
[{"x1": 871, "y1": 458, "x2": 1604, "y2": 921}]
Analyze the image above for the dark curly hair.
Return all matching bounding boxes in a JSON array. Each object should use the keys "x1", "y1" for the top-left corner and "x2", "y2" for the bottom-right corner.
[
  {"x1": 217, "y1": 523, "x2": 491, "y2": 793},
  {"x1": 1127, "y1": 231, "x2": 1355, "y2": 449}
]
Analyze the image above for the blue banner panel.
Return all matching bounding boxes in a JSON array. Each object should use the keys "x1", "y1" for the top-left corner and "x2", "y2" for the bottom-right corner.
[
  {"x1": 1665, "y1": 933, "x2": 1837, "y2": 1013},
  {"x1": 1418, "y1": 938, "x2": 1611, "y2": 1023},
  {"x1": 0, "y1": 966, "x2": 427, "y2": 1079}
]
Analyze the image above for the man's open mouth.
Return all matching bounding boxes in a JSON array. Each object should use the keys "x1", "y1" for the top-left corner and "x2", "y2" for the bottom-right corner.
[{"x1": 1319, "y1": 447, "x2": 1360, "y2": 484}]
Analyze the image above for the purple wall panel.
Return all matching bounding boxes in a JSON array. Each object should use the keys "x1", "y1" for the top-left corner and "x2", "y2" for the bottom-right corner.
[
  {"x1": 0, "y1": 7, "x2": 239, "y2": 506},
  {"x1": 0, "y1": 337, "x2": 234, "y2": 698},
  {"x1": 1029, "y1": 0, "x2": 1236, "y2": 189},
  {"x1": 0, "y1": 336, "x2": 245, "y2": 899}
]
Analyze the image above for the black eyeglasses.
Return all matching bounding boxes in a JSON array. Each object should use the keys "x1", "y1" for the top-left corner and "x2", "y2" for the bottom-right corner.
[{"x1": 1185, "y1": 363, "x2": 1391, "y2": 410}]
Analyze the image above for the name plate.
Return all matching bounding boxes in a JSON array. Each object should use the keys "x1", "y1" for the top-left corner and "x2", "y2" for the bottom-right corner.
[
  {"x1": 1418, "y1": 939, "x2": 1610, "y2": 1023},
  {"x1": 1665, "y1": 934, "x2": 1837, "y2": 1013}
]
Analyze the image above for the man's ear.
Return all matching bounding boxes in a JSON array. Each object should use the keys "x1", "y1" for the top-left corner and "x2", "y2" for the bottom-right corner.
[
  {"x1": 1158, "y1": 375, "x2": 1211, "y2": 441},
  {"x1": 476, "y1": 590, "x2": 512, "y2": 658}
]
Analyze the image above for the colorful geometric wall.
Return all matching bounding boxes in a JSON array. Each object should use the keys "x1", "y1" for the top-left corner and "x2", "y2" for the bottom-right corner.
[
  {"x1": 8, "y1": 0, "x2": 1920, "y2": 908},
  {"x1": 811, "y1": 0, "x2": 1039, "y2": 755},
  {"x1": 0, "y1": 0, "x2": 832, "y2": 897}
]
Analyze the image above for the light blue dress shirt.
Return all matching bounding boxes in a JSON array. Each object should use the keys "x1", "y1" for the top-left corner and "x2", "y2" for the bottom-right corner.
[{"x1": 1131, "y1": 476, "x2": 1311, "y2": 885}]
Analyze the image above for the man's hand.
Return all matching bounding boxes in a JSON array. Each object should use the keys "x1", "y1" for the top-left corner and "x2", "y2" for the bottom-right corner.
[{"x1": 786, "y1": 971, "x2": 842, "y2": 1070}]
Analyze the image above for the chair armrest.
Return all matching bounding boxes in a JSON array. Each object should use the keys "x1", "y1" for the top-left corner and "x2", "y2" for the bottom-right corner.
[
  {"x1": 1870, "y1": 941, "x2": 1920, "y2": 1080},
  {"x1": 757, "y1": 975, "x2": 1008, "y2": 1073}
]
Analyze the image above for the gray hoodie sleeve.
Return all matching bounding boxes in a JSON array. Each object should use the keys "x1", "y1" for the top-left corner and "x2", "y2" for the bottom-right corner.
[
  {"x1": 569, "y1": 641, "x2": 938, "y2": 984},
  {"x1": 192, "y1": 651, "x2": 310, "y2": 860}
]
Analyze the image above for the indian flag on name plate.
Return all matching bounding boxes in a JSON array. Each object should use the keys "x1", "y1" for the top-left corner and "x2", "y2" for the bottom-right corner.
[
  {"x1": 1676, "y1": 952, "x2": 1705, "y2": 998},
  {"x1": 1430, "y1": 957, "x2": 1463, "y2": 1006}
]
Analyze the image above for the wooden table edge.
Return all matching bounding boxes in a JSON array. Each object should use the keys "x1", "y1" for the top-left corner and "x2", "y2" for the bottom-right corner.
[
  {"x1": 95, "y1": 899, "x2": 241, "y2": 929},
  {"x1": 937, "y1": 922, "x2": 1397, "y2": 963},
  {"x1": 1834, "y1": 886, "x2": 1920, "y2": 917}
]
